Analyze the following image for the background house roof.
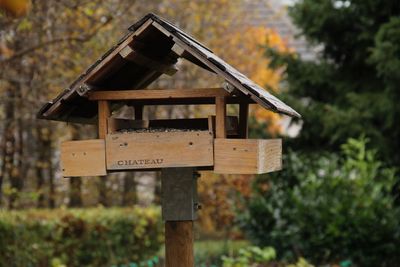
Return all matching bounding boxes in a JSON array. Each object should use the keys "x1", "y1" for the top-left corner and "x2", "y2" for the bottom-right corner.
[{"x1": 38, "y1": 13, "x2": 300, "y2": 123}]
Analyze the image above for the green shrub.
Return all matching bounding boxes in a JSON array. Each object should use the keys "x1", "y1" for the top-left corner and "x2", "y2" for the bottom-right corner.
[
  {"x1": 0, "y1": 207, "x2": 162, "y2": 267},
  {"x1": 240, "y1": 137, "x2": 400, "y2": 266},
  {"x1": 220, "y1": 245, "x2": 315, "y2": 267},
  {"x1": 194, "y1": 240, "x2": 249, "y2": 267},
  {"x1": 221, "y1": 246, "x2": 276, "y2": 267}
]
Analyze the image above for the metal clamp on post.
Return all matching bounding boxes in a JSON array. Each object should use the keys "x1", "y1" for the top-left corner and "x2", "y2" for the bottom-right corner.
[{"x1": 161, "y1": 167, "x2": 201, "y2": 221}]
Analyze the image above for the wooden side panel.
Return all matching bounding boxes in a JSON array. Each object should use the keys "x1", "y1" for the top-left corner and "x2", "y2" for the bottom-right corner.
[
  {"x1": 214, "y1": 139, "x2": 282, "y2": 174},
  {"x1": 61, "y1": 140, "x2": 106, "y2": 177},
  {"x1": 106, "y1": 131, "x2": 213, "y2": 170},
  {"x1": 258, "y1": 139, "x2": 282, "y2": 173},
  {"x1": 214, "y1": 139, "x2": 258, "y2": 174}
]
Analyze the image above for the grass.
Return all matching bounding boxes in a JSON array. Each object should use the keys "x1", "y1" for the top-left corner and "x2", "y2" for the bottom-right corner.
[{"x1": 157, "y1": 239, "x2": 249, "y2": 267}]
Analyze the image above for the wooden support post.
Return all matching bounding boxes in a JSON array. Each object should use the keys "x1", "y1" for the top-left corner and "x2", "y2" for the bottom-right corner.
[
  {"x1": 215, "y1": 96, "x2": 226, "y2": 138},
  {"x1": 97, "y1": 100, "x2": 110, "y2": 206},
  {"x1": 98, "y1": 100, "x2": 110, "y2": 138},
  {"x1": 162, "y1": 168, "x2": 197, "y2": 267},
  {"x1": 239, "y1": 103, "x2": 249, "y2": 138},
  {"x1": 165, "y1": 221, "x2": 194, "y2": 267}
]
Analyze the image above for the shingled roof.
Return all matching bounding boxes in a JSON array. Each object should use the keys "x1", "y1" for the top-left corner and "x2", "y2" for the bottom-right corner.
[{"x1": 38, "y1": 13, "x2": 300, "y2": 122}]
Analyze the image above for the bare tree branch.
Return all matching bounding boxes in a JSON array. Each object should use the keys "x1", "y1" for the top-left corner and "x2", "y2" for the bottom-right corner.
[{"x1": 0, "y1": 17, "x2": 113, "y2": 64}]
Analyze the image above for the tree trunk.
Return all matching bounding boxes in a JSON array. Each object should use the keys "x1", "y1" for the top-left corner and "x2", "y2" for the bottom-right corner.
[
  {"x1": 5, "y1": 87, "x2": 19, "y2": 209},
  {"x1": 48, "y1": 145, "x2": 55, "y2": 208},
  {"x1": 153, "y1": 171, "x2": 162, "y2": 205},
  {"x1": 69, "y1": 177, "x2": 82, "y2": 207},
  {"x1": 68, "y1": 125, "x2": 82, "y2": 207},
  {"x1": 35, "y1": 124, "x2": 53, "y2": 208},
  {"x1": 35, "y1": 125, "x2": 46, "y2": 208},
  {"x1": 98, "y1": 176, "x2": 108, "y2": 206},
  {"x1": 122, "y1": 173, "x2": 137, "y2": 206}
]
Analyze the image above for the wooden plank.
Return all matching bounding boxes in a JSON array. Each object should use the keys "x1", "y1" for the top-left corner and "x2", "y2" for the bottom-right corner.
[
  {"x1": 167, "y1": 32, "x2": 300, "y2": 118},
  {"x1": 133, "y1": 19, "x2": 154, "y2": 36},
  {"x1": 171, "y1": 43, "x2": 185, "y2": 57},
  {"x1": 214, "y1": 139, "x2": 282, "y2": 174},
  {"x1": 85, "y1": 19, "x2": 153, "y2": 83},
  {"x1": 239, "y1": 103, "x2": 249, "y2": 138},
  {"x1": 258, "y1": 139, "x2": 282, "y2": 174},
  {"x1": 208, "y1": 116, "x2": 214, "y2": 137},
  {"x1": 98, "y1": 101, "x2": 110, "y2": 138},
  {"x1": 106, "y1": 131, "x2": 213, "y2": 170},
  {"x1": 109, "y1": 97, "x2": 255, "y2": 106},
  {"x1": 61, "y1": 140, "x2": 106, "y2": 177},
  {"x1": 215, "y1": 96, "x2": 226, "y2": 138},
  {"x1": 165, "y1": 221, "x2": 194, "y2": 267},
  {"x1": 88, "y1": 88, "x2": 229, "y2": 101},
  {"x1": 42, "y1": 19, "x2": 154, "y2": 118},
  {"x1": 151, "y1": 21, "x2": 172, "y2": 37},
  {"x1": 119, "y1": 45, "x2": 178, "y2": 76}
]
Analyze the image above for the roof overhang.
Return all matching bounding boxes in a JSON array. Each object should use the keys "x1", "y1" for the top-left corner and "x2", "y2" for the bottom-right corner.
[{"x1": 38, "y1": 13, "x2": 300, "y2": 123}]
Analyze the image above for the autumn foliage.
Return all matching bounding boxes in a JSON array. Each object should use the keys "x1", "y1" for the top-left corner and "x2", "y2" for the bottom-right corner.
[
  {"x1": 0, "y1": 0, "x2": 30, "y2": 17},
  {"x1": 0, "y1": 0, "x2": 290, "y2": 234}
]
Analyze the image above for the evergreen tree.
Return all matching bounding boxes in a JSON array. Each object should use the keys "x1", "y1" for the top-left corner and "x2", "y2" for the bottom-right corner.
[{"x1": 271, "y1": 0, "x2": 400, "y2": 164}]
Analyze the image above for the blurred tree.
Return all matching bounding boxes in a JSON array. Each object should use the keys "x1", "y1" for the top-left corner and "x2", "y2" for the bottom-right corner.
[
  {"x1": 0, "y1": 0, "x2": 30, "y2": 17},
  {"x1": 267, "y1": 0, "x2": 400, "y2": 165},
  {"x1": 0, "y1": 0, "x2": 290, "y2": 210},
  {"x1": 0, "y1": 0, "x2": 150, "y2": 208},
  {"x1": 241, "y1": 138, "x2": 400, "y2": 266},
  {"x1": 156, "y1": 0, "x2": 291, "y2": 237}
]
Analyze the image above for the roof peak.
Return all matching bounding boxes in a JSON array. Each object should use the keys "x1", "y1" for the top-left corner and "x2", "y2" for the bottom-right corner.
[{"x1": 38, "y1": 13, "x2": 300, "y2": 122}]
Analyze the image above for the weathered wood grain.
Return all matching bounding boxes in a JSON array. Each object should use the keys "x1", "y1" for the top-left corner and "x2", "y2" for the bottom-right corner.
[
  {"x1": 165, "y1": 221, "x2": 194, "y2": 267},
  {"x1": 215, "y1": 96, "x2": 226, "y2": 138},
  {"x1": 61, "y1": 140, "x2": 106, "y2": 177},
  {"x1": 88, "y1": 88, "x2": 230, "y2": 101},
  {"x1": 98, "y1": 100, "x2": 110, "y2": 138},
  {"x1": 214, "y1": 139, "x2": 282, "y2": 174},
  {"x1": 106, "y1": 131, "x2": 214, "y2": 170},
  {"x1": 119, "y1": 45, "x2": 178, "y2": 76}
]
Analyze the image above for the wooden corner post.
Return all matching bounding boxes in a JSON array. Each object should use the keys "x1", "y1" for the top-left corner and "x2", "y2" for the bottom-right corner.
[
  {"x1": 215, "y1": 96, "x2": 226, "y2": 138},
  {"x1": 98, "y1": 100, "x2": 110, "y2": 139},
  {"x1": 239, "y1": 102, "x2": 249, "y2": 138},
  {"x1": 97, "y1": 100, "x2": 110, "y2": 206},
  {"x1": 162, "y1": 167, "x2": 199, "y2": 267}
]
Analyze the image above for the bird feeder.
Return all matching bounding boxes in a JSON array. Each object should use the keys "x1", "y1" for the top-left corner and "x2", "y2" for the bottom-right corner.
[{"x1": 38, "y1": 13, "x2": 300, "y2": 267}]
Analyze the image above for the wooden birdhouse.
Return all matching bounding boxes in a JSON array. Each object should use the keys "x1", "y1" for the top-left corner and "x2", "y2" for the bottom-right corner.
[
  {"x1": 38, "y1": 13, "x2": 300, "y2": 178},
  {"x1": 38, "y1": 13, "x2": 301, "y2": 267}
]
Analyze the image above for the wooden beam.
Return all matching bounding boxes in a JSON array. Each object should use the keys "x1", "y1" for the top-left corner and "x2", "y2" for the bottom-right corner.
[
  {"x1": 42, "y1": 19, "x2": 154, "y2": 118},
  {"x1": 171, "y1": 43, "x2": 185, "y2": 57},
  {"x1": 119, "y1": 97, "x2": 254, "y2": 106},
  {"x1": 119, "y1": 46, "x2": 178, "y2": 76},
  {"x1": 215, "y1": 96, "x2": 226, "y2": 138},
  {"x1": 98, "y1": 100, "x2": 110, "y2": 138},
  {"x1": 88, "y1": 88, "x2": 230, "y2": 101},
  {"x1": 239, "y1": 103, "x2": 249, "y2": 138}
]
